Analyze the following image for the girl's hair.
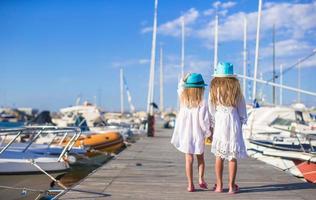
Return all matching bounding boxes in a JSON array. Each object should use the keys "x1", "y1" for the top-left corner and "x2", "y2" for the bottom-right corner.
[
  {"x1": 181, "y1": 87, "x2": 205, "y2": 108},
  {"x1": 210, "y1": 77, "x2": 242, "y2": 107}
]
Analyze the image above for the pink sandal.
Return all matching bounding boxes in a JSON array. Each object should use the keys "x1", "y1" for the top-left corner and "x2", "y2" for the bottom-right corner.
[
  {"x1": 199, "y1": 182, "x2": 208, "y2": 189},
  {"x1": 228, "y1": 184, "x2": 239, "y2": 194},
  {"x1": 212, "y1": 184, "x2": 223, "y2": 193}
]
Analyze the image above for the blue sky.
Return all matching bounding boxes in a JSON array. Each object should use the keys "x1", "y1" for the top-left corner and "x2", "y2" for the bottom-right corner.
[{"x1": 0, "y1": 0, "x2": 315, "y2": 112}]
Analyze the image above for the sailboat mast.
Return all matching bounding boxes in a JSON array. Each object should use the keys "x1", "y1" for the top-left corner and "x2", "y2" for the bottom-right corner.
[
  {"x1": 120, "y1": 68, "x2": 124, "y2": 114},
  {"x1": 298, "y1": 59, "x2": 301, "y2": 103},
  {"x1": 181, "y1": 16, "x2": 185, "y2": 77},
  {"x1": 243, "y1": 17, "x2": 247, "y2": 98},
  {"x1": 159, "y1": 47, "x2": 164, "y2": 112},
  {"x1": 147, "y1": 0, "x2": 158, "y2": 114},
  {"x1": 280, "y1": 64, "x2": 283, "y2": 105},
  {"x1": 213, "y1": 15, "x2": 218, "y2": 69},
  {"x1": 272, "y1": 24, "x2": 276, "y2": 105},
  {"x1": 252, "y1": 0, "x2": 262, "y2": 100}
]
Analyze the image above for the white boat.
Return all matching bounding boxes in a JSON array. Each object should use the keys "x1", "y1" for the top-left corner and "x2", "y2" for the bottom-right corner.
[
  {"x1": 245, "y1": 106, "x2": 316, "y2": 181},
  {"x1": 0, "y1": 126, "x2": 81, "y2": 199}
]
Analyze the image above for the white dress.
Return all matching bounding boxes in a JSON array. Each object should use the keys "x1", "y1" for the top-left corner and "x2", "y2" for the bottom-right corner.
[
  {"x1": 171, "y1": 81, "x2": 212, "y2": 154},
  {"x1": 208, "y1": 95, "x2": 248, "y2": 160}
]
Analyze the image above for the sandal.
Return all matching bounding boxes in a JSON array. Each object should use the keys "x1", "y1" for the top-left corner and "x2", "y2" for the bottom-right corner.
[
  {"x1": 199, "y1": 182, "x2": 208, "y2": 189},
  {"x1": 228, "y1": 184, "x2": 239, "y2": 194},
  {"x1": 212, "y1": 184, "x2": 223, "y2": 193}
]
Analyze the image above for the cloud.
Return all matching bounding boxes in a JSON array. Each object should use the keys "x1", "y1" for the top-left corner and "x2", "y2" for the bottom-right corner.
[
  {"x1": 160, "y1": 54, "x2": 211, "y2": 82},
  {"x1": 140, "y1": 1, "x2": 316, "y2": 83},
  {"x1": 261, "y1": 39, "x2": 313, "y2": 58},
  {"x1": 204, "y1": 1, "x2": 236, "y2": 17},
  {"x1": 220, "y1": 1, "x2": 237, "y2": 9},
  {"x1": 111, "y1": 59, "x2": 150, "y2": 68},
  {"x1": 149, "y1": 1, "x2": 316, "y2": 44},
  {"x1": 141, "y1": 8, "x2": 199, "y2": 37},
  {"x1": 203, "y1": 9, "x2": 214, "y2": 16}
]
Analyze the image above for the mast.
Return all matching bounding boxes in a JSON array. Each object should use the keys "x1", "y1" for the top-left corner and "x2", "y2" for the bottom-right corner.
[
  {"x1": 123, "y1": 75, "x2": 136, "y2": 113},
  {"x1": 280, "y1": 64, "x2": 283, "y2": 105},
  {"x1": 213, "y1": 15, "x2": 218, "y2": 69},
  {"x1": 243, "y1": 16, "x2": 247, "y2": 98},
  {"x1": 159, "y1": 47, "x2": 164, "y2": 112},
  {"x1": 120, "y1": 68, "x2": 124, "y2": 114},
  {"x1": 181, "y1": 16, "x2": 185, "y2": 77},
  {"x1": 252, "y1": 0, "x2": 262, "y2": 100},
  {"x1": 272, "y1": 24, "x2": 276, "y2": 104},
  {"x1": 298, "y1": 59, "x2": 301, "y2": 103},
  {"x1": 146, "y1": 0, "x2": 158, "y2": 114}
]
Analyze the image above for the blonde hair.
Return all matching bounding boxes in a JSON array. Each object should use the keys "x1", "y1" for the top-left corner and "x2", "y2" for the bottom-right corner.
[
  {"x1": 181, "y1": 87, "x2": 205, "y2": 108},
  {"x1": 210, "y1": 77, "x2": 242, "y2": 107}
]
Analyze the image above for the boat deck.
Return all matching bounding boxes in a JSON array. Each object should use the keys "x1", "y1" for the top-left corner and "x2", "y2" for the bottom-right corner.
[{"x1": 60, "y1": 123, "x2": 316, "y2": 199}]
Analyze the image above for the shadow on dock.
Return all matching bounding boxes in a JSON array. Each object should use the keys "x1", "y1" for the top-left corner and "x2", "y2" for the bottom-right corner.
[
  {"x1": 240, "y1": 182, "x2": 315, "y2": 193},
  {"x1": 60, "y1": 188, "x2": 111, "y2": 199}
]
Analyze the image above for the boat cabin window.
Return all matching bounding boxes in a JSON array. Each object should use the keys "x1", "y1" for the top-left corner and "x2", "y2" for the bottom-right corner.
[{"x1": 270, "y1": 117, "x2": 294, "y2": 126}]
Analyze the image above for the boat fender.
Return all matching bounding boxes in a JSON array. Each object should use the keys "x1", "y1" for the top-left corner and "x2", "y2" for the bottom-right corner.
[
  {"x1": 21, "y1": 189, "x2": 27, "y2": 196},
  {"x1": 65, "y1": 155, "x2": 77, "y2": 164}
]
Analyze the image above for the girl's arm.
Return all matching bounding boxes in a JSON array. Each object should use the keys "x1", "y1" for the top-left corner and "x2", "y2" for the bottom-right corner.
[
  {"x1": 199, "y1": 102, "x2": 212, "y2": 138},
  {"x1": 237, "y1": 96, "x2": 247, "y2": 125},
  {"x1": 207, "y1": 95, "x2": 216, "y2": 128}
]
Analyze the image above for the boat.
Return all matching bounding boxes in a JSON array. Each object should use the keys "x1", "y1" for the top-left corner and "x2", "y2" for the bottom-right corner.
[
  {"x1": 245, "y1": 106, "x2": 316, "y2": 182},
  {"x1": 57, "y1": 131, "x2": 125, "y2": 155},
  {"x1": 0, "y1": 126, "x2": 80, "y2": 199},
  {"x1": 263, "y1": 149, "x2": 316, "y2": 183}
]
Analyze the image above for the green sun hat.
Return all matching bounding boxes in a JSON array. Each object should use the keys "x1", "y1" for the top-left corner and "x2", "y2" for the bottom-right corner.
[
  {"x1": 213, "y1": 62, "x2": 236, "y2": 77},
  {"x1": 183, "y1": 73, "x2": 207, "y2": 88}
]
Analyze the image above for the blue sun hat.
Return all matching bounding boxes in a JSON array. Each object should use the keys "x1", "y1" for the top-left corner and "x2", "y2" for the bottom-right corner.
[
  {"x1": 183, "y1": 73, "x2": 207, "y2": 88},
  {"x1": 213, "y1": 62, "x2": 236, "y2": 77}
]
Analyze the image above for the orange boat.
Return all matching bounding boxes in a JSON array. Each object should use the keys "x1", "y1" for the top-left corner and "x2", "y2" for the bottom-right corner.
[{"x1": 59, "y1": 131, "x2": 125, "y2": 155}]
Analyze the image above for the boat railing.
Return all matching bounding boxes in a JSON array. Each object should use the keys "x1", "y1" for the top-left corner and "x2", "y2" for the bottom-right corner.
[
  {"x1": 272, "y1": 126, "x2": 315, "y2": 153},
  {"x1": 0, "y1": 126, "x2": 82, "y2": 161}
]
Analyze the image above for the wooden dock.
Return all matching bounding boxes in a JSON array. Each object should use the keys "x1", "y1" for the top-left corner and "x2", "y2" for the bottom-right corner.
[{"x1": 60, "y1": 124, "x2": 316, "y2": 199}]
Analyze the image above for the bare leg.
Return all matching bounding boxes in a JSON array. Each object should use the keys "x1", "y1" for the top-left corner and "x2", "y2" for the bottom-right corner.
[
  {"x1": 196, "y1": 153, "x2": 205, "y2": 184},
  {"x1": 185, "y1": 154, "x2": 194, "y2": 190},
  {"x1": 228, "y1": 159, "x2": 237, "y2": 192},
  {"x1": 215, "y1": 156, "x2": 224, "y2": 191}
]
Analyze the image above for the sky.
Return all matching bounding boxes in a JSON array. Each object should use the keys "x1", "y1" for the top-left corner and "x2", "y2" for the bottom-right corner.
[{"x1": 0, "y1": 0, "x2": 315, "y2": 112}]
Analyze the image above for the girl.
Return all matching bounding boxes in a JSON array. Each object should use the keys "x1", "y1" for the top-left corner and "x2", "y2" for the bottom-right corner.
[
  {"x1": 171, "y1": 73, "x2": 212, "y2": 192},
  {"x1": 208, "y1": 62, "x2": 247, "y2": 194}
]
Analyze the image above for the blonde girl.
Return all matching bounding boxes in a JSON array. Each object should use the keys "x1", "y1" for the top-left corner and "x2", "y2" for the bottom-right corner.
[
  {"x1": 209, "y1": 62, "x2": 247, "y2": 194},
  {"x1": 171, "y1": 73, "x2": 212, "y2": 192}
]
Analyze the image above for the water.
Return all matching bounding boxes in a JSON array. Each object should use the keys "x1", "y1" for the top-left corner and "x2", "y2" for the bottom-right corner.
[{"x1": 0, "y1": 121, "x2": 24, "y2": 129}]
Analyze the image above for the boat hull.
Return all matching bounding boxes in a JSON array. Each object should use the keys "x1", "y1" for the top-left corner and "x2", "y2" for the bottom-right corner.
[
  {"x1": 62, "y1": 132, "x2": 125, "y2": 154},
  {"x1": 293, "y1": 159, "x2": 316, "y2": 183},
  {"x1": 0, "y1": 172, "x2": 65, "y2": 200}
]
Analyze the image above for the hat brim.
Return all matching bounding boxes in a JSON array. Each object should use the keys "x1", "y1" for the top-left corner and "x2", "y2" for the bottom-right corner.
[
  {"x1": 183, "y1": 83, "x2": 207, "y2": 88},
  {"x1": 212, "y1": 74, "x2": 236, "y2": 77}
]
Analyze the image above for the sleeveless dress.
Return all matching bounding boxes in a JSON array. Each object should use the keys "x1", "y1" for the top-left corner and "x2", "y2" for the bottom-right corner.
[{"x1": 208, "y1": 95, "x2": 248, "y2": 160}]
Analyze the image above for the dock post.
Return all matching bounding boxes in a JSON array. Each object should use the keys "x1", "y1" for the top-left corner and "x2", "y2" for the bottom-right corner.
[{"x1": 147, "y1": 114, "x2": 155, "y2": 137}]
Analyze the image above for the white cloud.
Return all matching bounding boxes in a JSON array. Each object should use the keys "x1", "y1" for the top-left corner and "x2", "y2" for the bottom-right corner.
[
  {"x1": 203, "y1": 8, "x2": 214, "y2": 16},
  {"x1": 140, "y1": 1, "x2": 316, "y2": 81},
  {"x1": 141, "y1": 8, "x2": 199, "y2": 37},
  {"x1": 111, "y1": 59, "x2": 150, "y2": 68},
  {"x1": 139, "y1": 59, "x2": 150, "y2": 64},
  {"x1": 151, "y1": 1, "x2": 316, "y2": 44},
  {"x1": 261, "y1": 39, "x2": 313, "y2": 58},
  {"x1": 213, "y1": 1, "x2": 221, "y2": 9},
  {"x1": 161, "y1": 54, "x2": 211, "y2": 82},
  {"x1": 221, "y1": 1, "x2": 237, "y2": 9}
]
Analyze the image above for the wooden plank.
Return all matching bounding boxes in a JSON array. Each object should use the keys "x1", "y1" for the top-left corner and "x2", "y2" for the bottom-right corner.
[{"x1": 60, "y1": 125, "x2": 316, "y2": 199}]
